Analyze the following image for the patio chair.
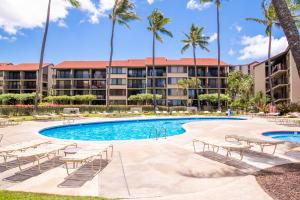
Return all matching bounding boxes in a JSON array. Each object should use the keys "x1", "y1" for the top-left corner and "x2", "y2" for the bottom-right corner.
[
  {"x1": 225, "y1": 135, "x2": 284, "y2": 154},
  {"x1": 193, "y1": 138, "x2": 251, "y2": 160},
  {"x1": 8, "y1": 142, "x2": 77, "y2": 172},
  {"x1": 60, "y1": 144, "x2": 113, "y2": 175},
  {"x1": 0, "y1": 118, "x2": 8, "y2": 127}
]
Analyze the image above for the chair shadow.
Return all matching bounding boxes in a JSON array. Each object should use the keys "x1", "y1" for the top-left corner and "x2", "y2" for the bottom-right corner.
[
  {"x1": 243, "y1": 149, "x2": 292, "y2": 165},
  {"x1": 3, "y1": 157, "x2": 63, "y2": 183},
  {"x1": 58, "y1": 159, "x2": 110, "y2": 188},
  {"x1": 0, "y1": 158, "x2": 35, "y2": 173},
  {"x1": 182, "y1": 151, "x2": 260, "y2": 179}
]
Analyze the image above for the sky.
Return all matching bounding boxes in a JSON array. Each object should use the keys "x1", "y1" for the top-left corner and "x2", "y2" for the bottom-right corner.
[{"x1": 0, "y1": 0, "x2": 289, "y2": 65}]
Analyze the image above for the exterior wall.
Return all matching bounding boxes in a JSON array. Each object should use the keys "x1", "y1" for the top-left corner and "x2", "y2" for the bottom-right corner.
[
  {"x1": 289, "y1": 51, "x2": 300, "y2": 104},
  {"x1": 254, "y1": 63, "x2": 266, "y2": 94}
]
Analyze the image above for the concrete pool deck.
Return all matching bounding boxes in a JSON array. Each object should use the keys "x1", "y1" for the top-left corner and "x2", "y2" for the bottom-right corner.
[{"x1": 0, "y1": 116, "x2": 299, "y2": 199}]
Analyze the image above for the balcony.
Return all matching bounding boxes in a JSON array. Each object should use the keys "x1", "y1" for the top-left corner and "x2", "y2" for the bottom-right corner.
[
  {"x1": 5, "y1": 75, "x2": 20, "y2": 80},
  {"x1": 73, "y1": 85, "x2": 90, "y2": 89},
  {"x1": 55, "y1": 85, "x2": 72, "y2": 89},
  {"x1": 128, "y1": 84, "x2": 146, "y2": 89},
  {"x1": 5, "y1": 84, "x2": 20, "y2": 89}
]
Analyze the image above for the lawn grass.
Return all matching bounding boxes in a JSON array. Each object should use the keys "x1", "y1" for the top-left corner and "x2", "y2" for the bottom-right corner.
[{"x1": 0, "y1": 190, "x2": 108, "y2": 200}]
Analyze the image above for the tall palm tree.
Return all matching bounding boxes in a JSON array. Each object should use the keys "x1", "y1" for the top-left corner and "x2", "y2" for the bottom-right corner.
[
  {"x1": 272, "y1": 0, "x2": 300, "y2": 76},
  {"x1": 107, "y1": 0, "x2": 139, "y2": 108},
  {"x1": 181, "y1": 24, "x2": 209, "y2": 110},
  {"x1": 147, "y1": 9, "x2": 173, "y2": 111},
  {"x1": 199, "y1": 0, "x2": 222, "y2": 111},
  {"x1": 34, "y1": 0, "x2": 80, "y2": 112},
  {"x1": 246, "y1": 0, "x2": 299, "y2": 106}
]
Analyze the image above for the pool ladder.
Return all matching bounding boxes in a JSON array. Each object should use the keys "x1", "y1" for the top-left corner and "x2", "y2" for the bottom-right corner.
[{"x1": 149, "y1": 127, "x2": 167, "y2": 140}]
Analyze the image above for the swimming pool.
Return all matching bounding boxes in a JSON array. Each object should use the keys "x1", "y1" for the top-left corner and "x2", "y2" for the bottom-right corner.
[
  {"x1": 263, "y1": 131, "x2": 300, "y2": 142},
  {"x1": 39, "y1": 117, "x2": 244, "y2": 141}
]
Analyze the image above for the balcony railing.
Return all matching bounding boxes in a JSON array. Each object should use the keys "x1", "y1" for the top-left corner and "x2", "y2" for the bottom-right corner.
[{"x1": 55, "y1": 85, "x2": 72, "y2": 89}]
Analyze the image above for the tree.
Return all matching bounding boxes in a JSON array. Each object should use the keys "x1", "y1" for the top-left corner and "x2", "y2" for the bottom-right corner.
[
  {"x1": 128, "y1": 93, "x2": 162, "y2": 105},
  {"x1": 199, "y1": 0, "x2": 223, "y2": 111},
  {"x1": 147, "y1": 9, "x2": 173, "y2": 111},
  {"x1": 107, "y1": 0, "x2": 139, "y2": 108},
  {"x1": 227, "y1": 71, "x2": 254, "y2": 111},
  {"x1": 272, "y1": 0, "x2": 300, "y2": 77},
  {"x1": 177, "y1": 78, "x2": 200, "y2": 107},
  {"x1": 181, "y1": 24, "x2": 209, "y2": 110},
  {"x1": 34, "y1": 0, "x2": 80, "y2": 112}
]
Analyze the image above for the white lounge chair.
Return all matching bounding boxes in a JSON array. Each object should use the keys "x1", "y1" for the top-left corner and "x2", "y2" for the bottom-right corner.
[
  {"x1": 193, "y1": 138, "x2": 252, "y2": 160},
  {"x1": 60, "y1": 144, "x2": 113, "y2": 175},
  {"x1": 225, "y1": 135, "x2": 284, "y2": 154},
  {"x1": 8, "y1": 142, "x2": 77, "y2": 172}
]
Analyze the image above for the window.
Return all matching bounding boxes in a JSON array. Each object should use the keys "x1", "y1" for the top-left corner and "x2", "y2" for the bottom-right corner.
[
  {"x1": 128, "y1": 79, "x2": 146, "y2": 88},
  {"x1": 23, "y1": 81, "x2": 36, "y2": 89},
  {"x1": 128, "y1": 68, "x2": 146, "y2": 77},
  {"x1": 168, "y1": 89, "x2": 186, "y2": 96},
  {"x1": 57, "y1": 70, "x2": 71, "y2": 78},
  {"x1": 24, "y1": 71, "x2": 36, "y2": 79},
  {"x1": 197, "y1": 67, "x2": 206, "y2": 76},
  {"x1": 168, "y1": 77, "x2": 184, "y2": 85},
  {"x1": 74, "y1": 70, "x2": 90, "y2": 78},
  {"x1": 92, "y1": 70, "x2": 106, "y2": 78},
  {"x1": 74, "y1": 80, "x2": 89, "y2": 89},
  {"x1": 56, "y1": 80, "x2": 71, "y2": 89},
  {"x1": 207, "y1": 67, "x2": 218, "y2": 77},
  {"x1": 168, "y1": 100, "x2": 186, "y2": 106},
  {"x1": 168, "y1": 66, "x2": 187, "y2": 73},
  {"x1": 111, "y1": 67, "x2": 126, "y2": 74},
  {"x1": 92, "y1": 90, "x2": 106, "y2": 99},
  {"x1": 208, "y1": 79, "x2": 217, "y2": 88},
  {"x1": 111, "y1": 78, "x2": 126, "y2": 85},
  {"x1": 110, "y1": 89, "x2": 126, "y2": 96},
  {"x1": 74, "y1": 90, "x2": 90, "y2": 95},
  {"x1": 92, "y1": 80, "x2": 106, "y2": 89}
]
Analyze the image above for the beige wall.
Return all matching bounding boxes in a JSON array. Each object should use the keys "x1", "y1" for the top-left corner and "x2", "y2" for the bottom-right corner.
[
  {"x1": 289, "y1": 51, "x2": 300, "y2": 104},
  {"x1": 254, "y1": 63, "x2": 266, "y2": 94}
]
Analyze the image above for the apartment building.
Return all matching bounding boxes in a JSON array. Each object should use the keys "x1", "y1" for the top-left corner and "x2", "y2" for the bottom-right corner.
[
  {"x1": 230, "y1": 61, "x2": 259, "y2": 76},
  {"x1": 254, "y1": 48, "x2": 300, "y2": 104},
  {"x1": 53, "y1": 58, "x2": 229, "y2": 106},
  {"x1": 0, "y1": 63, "x2": 53, "y2": 96}
]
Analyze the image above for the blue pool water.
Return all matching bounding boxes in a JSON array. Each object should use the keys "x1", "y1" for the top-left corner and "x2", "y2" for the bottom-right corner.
[
  {"x1": 39, "y1": 117, "x2": 244, "y2": 141},
  {"x1": 263, "y1": 131, "x2": 300, "y2": 142}
]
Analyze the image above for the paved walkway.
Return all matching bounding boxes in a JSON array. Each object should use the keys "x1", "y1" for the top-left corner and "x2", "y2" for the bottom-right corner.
[{"x1": 0, "y1": 116, "x2": 299, "y2": 199}]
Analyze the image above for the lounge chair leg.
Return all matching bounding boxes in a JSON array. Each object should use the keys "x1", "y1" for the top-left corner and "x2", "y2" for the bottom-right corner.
[
  {"x1": 65, "y1": 162, "x2": 70, "y2": 175},
  {"x1": 37, "y1": 158, "x2": 41, "y2": 173},
  {"x1": 260, "y1": 145, "x2": 264, "y2": 152},
  {"x1": 18, "y1": 158, "x2": 22, "y2": 172},
  {"x1": 240, "y1": 151, "x2": 244, "y2": 160},
  {"x1": 272, "y1": 145, "x2": 277, "y2": 155},
  {"x1": 192, "y1": 141, "x2": 197, "y2": 152}
]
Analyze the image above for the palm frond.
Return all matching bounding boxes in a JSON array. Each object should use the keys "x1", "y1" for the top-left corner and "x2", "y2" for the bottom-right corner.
[
  {"x1": 181, "y1": 44, "x2": 190, "y2": 54},
  {"x1": 67, "y1": 0, "x2": 80, "y2": 7},
  {"x1": 246, "y1": 17, "x2": 268, "y2": 25},
  {"x1": 117, "y1": 19, "x2": 130, "y2": 29},
  {"x1": 155, "y1": 32, "x2": 163, "y2": 43},
  {"x1": 159, "y1": 28, "x2": 173, "y2": 38}
]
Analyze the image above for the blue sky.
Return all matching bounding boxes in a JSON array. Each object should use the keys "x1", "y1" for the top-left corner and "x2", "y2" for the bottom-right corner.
[{"x1": 0, "y1": 0, "x2": 288, "y2": 65}]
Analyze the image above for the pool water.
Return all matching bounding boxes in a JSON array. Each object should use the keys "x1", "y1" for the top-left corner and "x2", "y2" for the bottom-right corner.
[
  {"x1": 263, "y1": 131, "x2": 300, "y2": 142},
  {"x1": 39, "y1": 117, "x2": 243, "y2": 141}
]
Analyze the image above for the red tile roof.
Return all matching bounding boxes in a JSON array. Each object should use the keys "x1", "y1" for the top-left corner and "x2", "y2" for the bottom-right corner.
[
  {"x1": 0, "y1": 63, "x2": 52, "y2": 71},
  {"x1": 54, "y1": 58, "x2": 229, "y2": 69}
]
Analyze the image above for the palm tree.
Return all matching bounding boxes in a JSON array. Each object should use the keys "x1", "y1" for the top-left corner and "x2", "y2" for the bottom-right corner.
[
  {"x1": 177, "y1": 78, "x2": 200, "y2": 107},
  {"x1": 147, "y1": 9, "x2": 173, "y2": 111},
  {"x1": 181, "y1": 24, "x2": 209, "y2": 110},
  {"x1": 272, "y1": 0, "x2": 300, "y2": 76},
  {"x1": 199, "y1": 0, "x2": 222, "y2": 111},
  {"x1": 34, "y1": 0, "x2": 80, "y2": 112},
  {"x1": 107, "y1": 0, "x2": 139, "y2": 108},
  {"x1": 246, "y1": 0, "x2": 299, "y2": 106}
]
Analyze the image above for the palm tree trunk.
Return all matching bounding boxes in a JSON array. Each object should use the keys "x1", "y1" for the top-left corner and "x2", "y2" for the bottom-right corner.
[
  {"x1": 107, "y1": 19, "x2": 116, "y2": 109},
  {"x1": 272, "y1": 0, "x2": 300, "y2": 77},
  {"x1": 216, "y1": 4, "x2": 221, "y2": 111},
  {"x1": 152, "y1": 31, "x2": 157, "y2": 111},
  {"x1": 193, "y1": 46, "x2": 199, "y2": 111},
  {"x1": 267, "y1": 27, "x2": 275, "y2": 105},
  {"x1": 34, "y1": 0, "x2": 51, "y2": 112}
]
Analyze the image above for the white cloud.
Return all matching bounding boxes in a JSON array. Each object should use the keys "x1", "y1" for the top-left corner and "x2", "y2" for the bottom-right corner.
[
  {"x1": 235, "y1": 25, "x2": 242, "y2": 32},
  {"x1": 0, "y1": 34, "x2": 16, "y2": 42},
  {"x1": 238, "y1": 35, "x2": 288, "y2": 60},
  {"x1": 228, "y1": 49, "x2": 235, "y2": 56},
  {"x1": 187, "y1": 0, "x2": 212, "y2": 10},
  {"x1": 208, "y1": 33, "x2": 218, "y2": 43},
  {"x1": 0, "y1": 0, "x2": 114, "y2": 35},
  {"x1": 147, "y1": 0, "x2": 155, "y2": 4}
]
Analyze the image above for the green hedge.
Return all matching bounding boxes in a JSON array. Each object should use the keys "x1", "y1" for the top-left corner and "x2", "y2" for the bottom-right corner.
[{"x1": 0, "y1": 105, "x2": 188, "y2": 116}]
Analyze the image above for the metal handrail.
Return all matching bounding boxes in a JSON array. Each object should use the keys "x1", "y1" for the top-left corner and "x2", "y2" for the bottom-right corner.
[{"x1": 149, "y1": 127, "x2": 167, "y2": 140}]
